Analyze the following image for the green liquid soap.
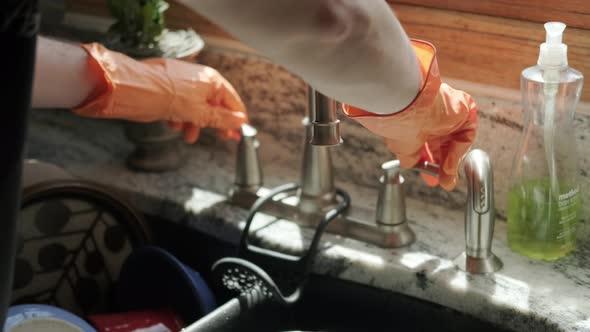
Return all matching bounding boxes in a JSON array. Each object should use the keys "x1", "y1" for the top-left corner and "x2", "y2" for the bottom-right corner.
[{"x1": 507, "y1": 180, "x2": 580, "y2": 261}]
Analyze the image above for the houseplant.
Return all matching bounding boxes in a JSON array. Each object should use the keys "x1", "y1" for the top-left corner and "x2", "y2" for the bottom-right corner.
[
  {"x1": 105, "y1": 0, "x2": 203, "y2": 59},
  {"x1": 105, "y1": 0, "x2": 204, "y2": 171}
]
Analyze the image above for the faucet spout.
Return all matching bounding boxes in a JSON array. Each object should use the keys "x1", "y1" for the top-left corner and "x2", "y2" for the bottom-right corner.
[{"x1": 308, "y1": 87, "x2": 342, "y2": 146}]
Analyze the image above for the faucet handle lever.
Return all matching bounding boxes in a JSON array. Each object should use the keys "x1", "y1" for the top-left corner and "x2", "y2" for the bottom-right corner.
[
  {"x1": 413, "y1": 160, "x2": 440, "y2": 178},
  {"x1": 231, "y1": 124, "x2": 263, "y2": 194},
  {"x1": 381, "y1": 160, "x2": 403, "y2": 182},
  {"x1": 376, "y1": 159, "x2": 440, "y2": 228},
  {"x1": 375, "y1": 160, "x2": 415, "y2": 247}
]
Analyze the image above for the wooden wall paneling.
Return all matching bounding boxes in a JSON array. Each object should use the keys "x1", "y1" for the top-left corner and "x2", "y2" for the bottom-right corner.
[
  {"x1": 389, "y1": 0, "x2": 590, "y2": 30},
  {"x1": 391, "y1": 4, "x2": 590, "y2": 101}
]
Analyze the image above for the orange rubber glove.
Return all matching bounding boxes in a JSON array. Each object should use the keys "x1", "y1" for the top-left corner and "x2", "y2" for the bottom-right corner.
[
  {"x1": 73, "y1": 43, "x2": 247, "y2": 143},
  {"x1": 342, "y1": 40, "x2": 477, "y2": 191}
]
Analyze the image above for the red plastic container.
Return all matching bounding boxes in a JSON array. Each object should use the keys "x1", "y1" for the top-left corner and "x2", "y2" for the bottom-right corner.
[{"x1": 88, "y1": 309, "x2": 184, "y2": 332}]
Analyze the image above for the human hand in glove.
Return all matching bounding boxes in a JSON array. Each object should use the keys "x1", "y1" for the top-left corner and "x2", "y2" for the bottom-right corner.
[
  {"x1": 342, "y1": 40, "x2": 477, "y2": 191},
  {"x1": 73, "y1": 43, "x2": 247, "y2": 143}
]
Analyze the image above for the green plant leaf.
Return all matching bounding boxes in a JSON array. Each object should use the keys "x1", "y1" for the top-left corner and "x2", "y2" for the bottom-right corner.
[
  {"x1": 156, "y1": 1, "x2": 169, "y2": 14},
  {"x1": 105, "y1": 0, "x2": 168, "y2": 48}
]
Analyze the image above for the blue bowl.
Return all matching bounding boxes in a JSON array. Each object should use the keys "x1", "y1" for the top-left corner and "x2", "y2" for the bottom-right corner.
[
  {"x1": 4, "y1": 304, "x2": 96, "y2": 332},
  {"x1": 116, "y1": 246, "x2": 216, "y2": 325}
]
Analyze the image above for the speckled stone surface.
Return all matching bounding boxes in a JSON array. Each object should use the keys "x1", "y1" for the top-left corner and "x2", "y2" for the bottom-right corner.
[
  {"x1": 197, "y1": 49, "x2": 590, "y2": 229},
  {"x1": 26, "y1": 110, "x2": 590, "y2": 332}
]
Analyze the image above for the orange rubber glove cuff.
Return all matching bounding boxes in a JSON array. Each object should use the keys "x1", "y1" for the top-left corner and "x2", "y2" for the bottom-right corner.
[{"x1": 342, "y1": 40, "x2": 478, "y2": 191}]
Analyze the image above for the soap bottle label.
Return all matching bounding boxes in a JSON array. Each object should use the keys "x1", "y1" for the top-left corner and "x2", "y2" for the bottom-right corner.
[{"x1": 556, "y1": 187, "x2": 579, "y2": 247}]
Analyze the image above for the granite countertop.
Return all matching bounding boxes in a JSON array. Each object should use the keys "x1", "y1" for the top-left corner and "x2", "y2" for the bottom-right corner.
[{"x1": 26, "y1": 110, "x2": 590, "y2": 332}]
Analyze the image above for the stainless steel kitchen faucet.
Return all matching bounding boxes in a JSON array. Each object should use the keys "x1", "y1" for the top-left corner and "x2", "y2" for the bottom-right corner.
[{"x1": 229, "y1": 86, "x2": 503, "y2": 273}]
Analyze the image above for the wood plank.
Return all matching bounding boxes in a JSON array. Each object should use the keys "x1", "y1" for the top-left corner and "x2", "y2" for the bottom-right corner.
[
  {"x1": 390, "y1": 4, "x2": 590, "y2": 101},
  {"x1": 390, "y1": 0, "x2": 590, "y2": 30}
]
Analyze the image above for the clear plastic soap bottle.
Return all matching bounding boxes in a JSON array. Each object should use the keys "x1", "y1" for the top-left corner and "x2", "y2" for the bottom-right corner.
[{"x1": 507, "y1": 22, "x2": 584, "y2": 260}]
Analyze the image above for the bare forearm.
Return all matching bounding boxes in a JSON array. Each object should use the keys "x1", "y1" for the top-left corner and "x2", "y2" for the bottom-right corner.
[
  {"x1": 180, "y1": 0, "x2": 421, "y2": 114},
  {"x1": 32, "y1": 37, "x2": 100, "y2": 109}
]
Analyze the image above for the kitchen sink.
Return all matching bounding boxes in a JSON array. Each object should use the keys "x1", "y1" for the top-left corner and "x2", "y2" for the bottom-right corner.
[{"x1": 145, "y1": 215, "x2": 513, "y2": 332}]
